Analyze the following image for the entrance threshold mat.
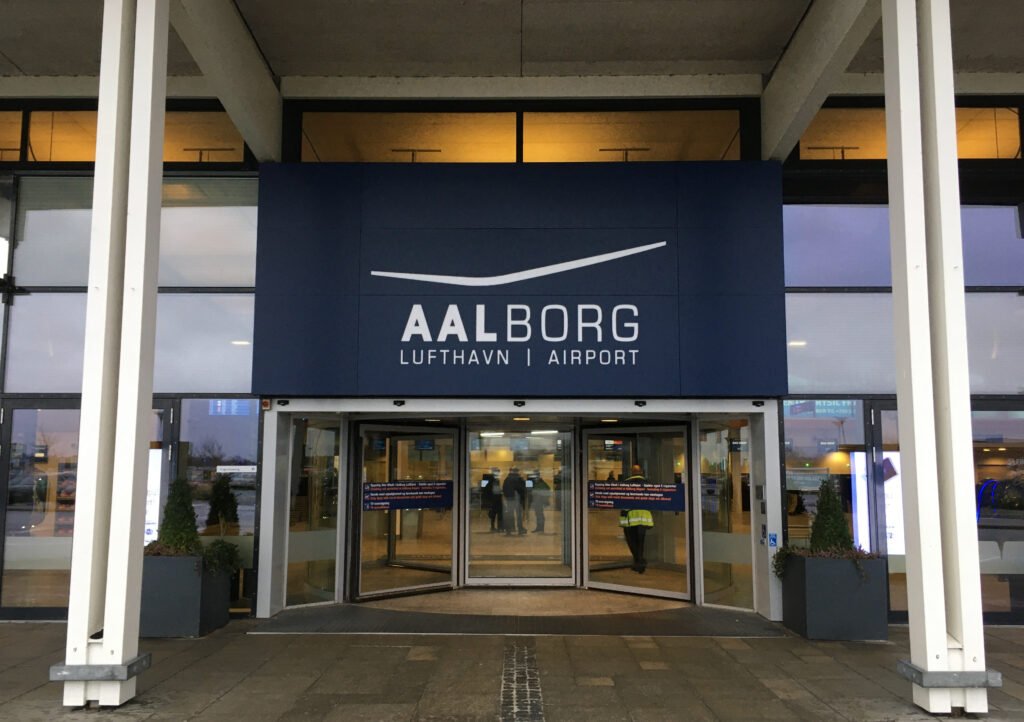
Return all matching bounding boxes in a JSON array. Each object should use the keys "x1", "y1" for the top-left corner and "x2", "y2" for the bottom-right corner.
[{"x1": 250, "y1": 603, "x2": 786, "y2": 637}]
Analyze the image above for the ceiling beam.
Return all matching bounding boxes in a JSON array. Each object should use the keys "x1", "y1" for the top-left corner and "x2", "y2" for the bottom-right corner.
[
  {"x1": 170, "y1": 0, "x2": 281, "y2": 161},
  {"x1": 280, "y1": 74, "x2": 764, "y2": 100},
  {"x1": 0, "y1": 75, "x2": 211, "y2": 98},
  {"x1": 761, "y1": 0, "x2": 881, "y2": 160},
  {"x1": 837, "y1": 71, "x2": 1024, "y2": 95}
]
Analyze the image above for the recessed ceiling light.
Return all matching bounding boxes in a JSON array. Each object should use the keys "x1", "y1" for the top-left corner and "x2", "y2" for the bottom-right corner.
[
  {"x1": 513, "y1": 417, "x2": 531, "y2": 421},
  {"x1": 998, "y1": 447, "x2": 1008, "y2": 451},
  {"x1": 480, "y1": 432, "x2": 504, "y2": 438},
  {"x1": 983, "y1": 448, "x2": 991, "y2": 452},
  {"x1": 788, "y1": 340, "x2": 807, "y2": 347},
  {"x1": 531, "y1": 430, "x2": 558, "y2": 435},
  {"x1": 424, "y1": 418, "x2": 441, "y2": 422},
  {"x1": 230, "y1": 340, "x2": 251, "y2": 346},
  {"x1": 600, "y1": 419, "x2": 619, "y2": 423}
]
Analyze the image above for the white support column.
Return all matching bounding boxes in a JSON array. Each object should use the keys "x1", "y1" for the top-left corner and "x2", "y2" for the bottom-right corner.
[
  {"x1": 57, "y1": 0, "x2": 169, "y2": 708},
  {"x1": 883, "y1": 0, "x2": 992, "y2": 712},
  {"x1": 62, "y1": 0, "x2": 137, "y2": 707},
  {"x1": 917, "y1": 0, "x2": 988, "y2": 712},
  {"x1": 97, "y1": 0, "x2": 169, "y2": 707}
]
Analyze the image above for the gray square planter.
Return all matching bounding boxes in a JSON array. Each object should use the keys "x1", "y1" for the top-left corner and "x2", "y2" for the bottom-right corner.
[
  {"x1": 781, "y1": 555, "x2": 888, "y2": 641},
  {"x1": 140, "y1": 556, "x2": 230, "y2": 638}
]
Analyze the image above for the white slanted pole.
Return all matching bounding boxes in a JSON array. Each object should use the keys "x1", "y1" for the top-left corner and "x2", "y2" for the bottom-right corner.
[
  {"x1": 917, "y1": 0, "x2": 987, "y2": 712},
  {"x1": 883, "y1": 0, "x2": 995, "y2": 712},
  {"x1": 62, "y1": 0, "x2": 137, "y2": 707},
  {"x1": 98, "y1": 0, "x2": 169, "y2": 707},
  {"x1": 56, "y1": 0, "x2": 169, "y2": 707}
]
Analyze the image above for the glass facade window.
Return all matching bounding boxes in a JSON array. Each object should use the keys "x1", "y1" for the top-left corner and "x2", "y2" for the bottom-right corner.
[
  {"x1": 784, "y1": 205, "x2": 1024, "y2": 288},
  {"x1": 1, "y1": 408, "x2": 80, "y2": 608},
  {"x1": 783, "y1": 205, "x2": 891, "y2": 287},
  {"x1": 159, "y1": 178, "x2": 258, "y2": 286},
  {"x1": 782, "y1": 400, "x2": 866, "y2": 548},
  {"x1": 974, "y1": 410, "x2": 1024, "y2": 616},
  {"x1": 800, "y1": 107, "x2": 1022, "y2": 160},
  {"x1": 153, "y1": 294, "x2": 255, "y2": 393},
  {"x1": 523, "y1": 110, "x2": 741, "y2": 162},
  {"x1": 5, "y1": 293, "x2": 87, "y2": 393},
  {"x1": 786, "y1": 293, "x2": 896, "y2": 394},
  {"x1": 0, "y1": 112, "x2": 21, "y2": 162},
  {"x1": 163, "y1": 112, "x2": 245, "y2": 163},
  {"x1": 26, "y1": 110, "x2": 247, "y2": 163},
  {"x1": 302, "y1": 112, "x2": 516, "y2": 162},
  {"x1": 966, "y1": 294, "x2": 1024, "y2": 395},
  {"x1": 14, "y1": 177, "x2": 258, "y2": 287},
  {"x1": 28, "y1": 111, "x2": 97, "y2": 162},
  {"x1": 179, "y1": 399, "x2": 259, "y2": 568}
]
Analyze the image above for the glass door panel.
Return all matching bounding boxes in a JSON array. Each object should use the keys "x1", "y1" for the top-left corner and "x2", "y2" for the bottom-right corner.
[
  {"x1": 0, "y1": 407, "x2": 81, "y2": 609},
  {"x1": 699, "y1": 420, "x2": 753, "y2": 609},
  {"x1": 585, "y1": 429, "x2": 689, "y2": 597},
  {"x1": 466, "y1": 426, "x2": 573, "y2": 581},
  {"x1": 358, "y1": 428, "x2": 455, "y2": 596},
  {"x1": 286, "y1": 417, "x2": 341, "y2": 606},
  {"x1": 874, "y1": 409, "x2": 905, "y2": 615}
]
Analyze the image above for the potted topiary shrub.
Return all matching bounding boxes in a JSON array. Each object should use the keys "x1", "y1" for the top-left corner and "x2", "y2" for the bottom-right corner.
[
  {"x1": 773, "y1": 480, "x2": 888, "y2": 640},
  {"x1": 140, "y1": 476, "x2": 240, "y2": 637}
]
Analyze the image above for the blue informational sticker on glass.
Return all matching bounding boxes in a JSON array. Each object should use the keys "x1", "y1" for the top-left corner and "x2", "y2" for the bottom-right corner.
[
  {"x1": 414, "y1": 438, "x2": 435, "y2": 451},
  {"x1": 768, "y1": 533, "x2": 778, "y2": 548}
]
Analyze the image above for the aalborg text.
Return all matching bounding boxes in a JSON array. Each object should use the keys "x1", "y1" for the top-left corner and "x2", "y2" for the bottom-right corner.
[{"x1": 398, "y1": 303, "x2": 641, "y2": 367}]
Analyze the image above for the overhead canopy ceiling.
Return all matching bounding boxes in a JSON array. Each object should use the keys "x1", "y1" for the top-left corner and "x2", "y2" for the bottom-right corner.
[{"x1": 0, "y1": 0, "x2": 1021, "y2": 85}]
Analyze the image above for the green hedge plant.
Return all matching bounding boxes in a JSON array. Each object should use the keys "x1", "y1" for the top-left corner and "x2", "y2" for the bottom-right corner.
[{"x1": 772, "y1": 480, "x2": 876, "y2": 578}]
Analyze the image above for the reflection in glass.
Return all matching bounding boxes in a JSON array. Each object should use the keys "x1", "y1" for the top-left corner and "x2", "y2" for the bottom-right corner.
[
  {"x1": 303, "y1": 112, "x2": 516, "y2": 162},
  {"x1": 973, "y1": 410, "x2": 1024, "y2": 616},
  {"x1": 179, "y1": 399, "x2": 259, "y2": 569},
  {"x1": 783, "y1": 205, "x2": 891, "y2": 287},
  {"x1": 786, "y1": 293, "x2": 895, "y2": 394},
  {"x1": 587, "y1": 430, "x2": 689, "y2": 596},
  {"x1": 0, "y1": 112, "x2": 21, "y2": 161},
  {"x1": 878, "y1": 410, "x2": 907, "y2": 613},
  {"x1": 1, "y1": 409, "x2": 80, "y2": 607},
  {"x1": 160, "y1": 178, "x2": 258, "y2": 286},
  {"x1": 154, "y1": 294, "x2": 254, "y2": 393},
  {"x1": 5, "y1": 293, "x2": 87, "y2": 393},
  {"x1": 782, "y1": 400, "x2": 865, "y2": 548},
  {"x1": 360, "y1": 431, "x2": 455, "y2": 594},
  {"x1": 287, "y1": 418, "x2": 340, "y2": 606},
  {"x1": 15, "y1": 177, "x2": 258, "y2": 287},
  {"x1": 784, "y1": 205, "x2": 1024, "y2": 289},
  {"x1": 524, "y1": 110, "x2": 740, "y2": 162},
  {"x1": 800, "y1": 107, "x2": 1021, "y2": 160},
  {"x1": 966, "y1": 294, "x2": 1024, "y2": 395},
  {"x1": 466, "y1": 427, "x2": 573, "y2": 580},
  {"x1": 700, "y1": 420, "x2": 753, "y2": 609}
]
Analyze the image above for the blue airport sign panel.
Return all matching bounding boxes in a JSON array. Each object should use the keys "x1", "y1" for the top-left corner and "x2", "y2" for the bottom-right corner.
[{"x1": 253, "y1": 163, "x2": 787, "y2": 397}]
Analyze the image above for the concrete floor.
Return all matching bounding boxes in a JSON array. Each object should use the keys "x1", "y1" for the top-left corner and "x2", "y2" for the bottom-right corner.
[{"x1": 2, "y1": 616, "x2": 1024, "y2": 720}]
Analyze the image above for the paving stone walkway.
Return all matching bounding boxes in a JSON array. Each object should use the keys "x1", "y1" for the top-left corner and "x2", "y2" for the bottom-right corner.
[{"x1": 1, "y1": 620, "x2": 1023, "y2": 720}]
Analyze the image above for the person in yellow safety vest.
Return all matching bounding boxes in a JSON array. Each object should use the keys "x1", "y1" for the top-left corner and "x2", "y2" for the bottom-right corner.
[{"x1": 619, "y1": 464, "x2": 654, "y2": 573}]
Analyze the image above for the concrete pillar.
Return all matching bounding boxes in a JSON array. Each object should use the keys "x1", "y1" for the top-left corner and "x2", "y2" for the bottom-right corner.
[
  {"x1": 882, "y1": 0, "x2": 991, "y2": 713},
  {"x1": 58, "y1": 0, "x2": 168, "y2": 707}
]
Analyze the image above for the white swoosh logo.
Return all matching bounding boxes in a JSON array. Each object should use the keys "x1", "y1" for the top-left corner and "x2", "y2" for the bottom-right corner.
[{"x1": 370, "y1": 241, "x2": 667, "y2": 287}]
